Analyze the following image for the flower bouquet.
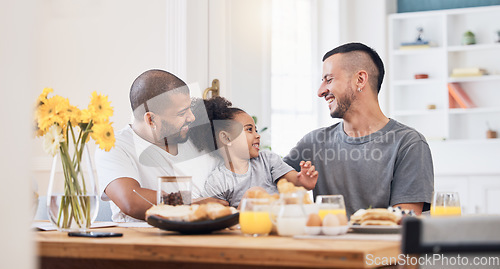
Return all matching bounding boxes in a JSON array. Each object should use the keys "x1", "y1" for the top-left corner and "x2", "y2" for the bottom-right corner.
[{"x1": 35, "y1": 88, "x2": 115, "y2": 231}]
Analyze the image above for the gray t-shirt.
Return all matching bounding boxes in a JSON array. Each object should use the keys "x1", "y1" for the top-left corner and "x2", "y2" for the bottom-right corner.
[
  {"x1": 204, "y1": 150, "x2": 294, "y2": 207},
  {"x1": 283, "y1": 119, "x2": 434, "y2": 217}
]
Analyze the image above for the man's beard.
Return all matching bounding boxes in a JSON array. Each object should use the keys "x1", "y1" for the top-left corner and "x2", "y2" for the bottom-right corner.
[
  {"x1": 330, "y1": 87, "x2": 356, "y2": 119},
  {"x1": 159, "y1": 121, "x2": 190, "y2": 145}
]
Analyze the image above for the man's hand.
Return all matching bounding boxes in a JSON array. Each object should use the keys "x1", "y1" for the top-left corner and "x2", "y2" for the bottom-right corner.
[
  {"x1": 393, "y1": 203, "x2": 424, "y2": 215},
  {"x1": 105, "y1": 177, "x2": 157, "y2": 220},
  {"x1": 192, "y1": 197, "x2": 229, "y2": 206},
  {"x1": 297, "y1": 160, "x2": 318, "y2": 190}
]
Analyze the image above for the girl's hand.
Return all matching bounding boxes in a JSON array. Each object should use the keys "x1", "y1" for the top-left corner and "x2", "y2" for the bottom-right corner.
[{"x1": 297, "y1": 160, "x2": 318, "y2": 190}]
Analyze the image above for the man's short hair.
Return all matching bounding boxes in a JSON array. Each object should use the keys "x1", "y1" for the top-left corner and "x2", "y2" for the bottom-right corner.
[
  {"x1": 130, "y1": 69, "x2": 189, "y2": 120},
  {"x1": 323, "y1": 42, "x2": 385, "y2": 94}
]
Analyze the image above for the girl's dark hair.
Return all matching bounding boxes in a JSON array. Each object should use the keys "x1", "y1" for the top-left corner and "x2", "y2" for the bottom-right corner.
[{"x1": 189, "y1": 96, "x2": 244, "y2": 152}]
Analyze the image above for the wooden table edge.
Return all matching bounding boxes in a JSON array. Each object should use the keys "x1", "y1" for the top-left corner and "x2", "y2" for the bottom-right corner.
[{"x1": 36, "y1": 227, "x2": 401, "y2": 268}]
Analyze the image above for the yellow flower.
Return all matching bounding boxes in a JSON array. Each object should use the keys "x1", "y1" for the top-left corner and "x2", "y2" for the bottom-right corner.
[
  {"x1": 91, "y1": 122, "x2": 115, "y2": 151},
  {"x1": 43, "y1": 125, "x2": 64, "y2": 156},
  {"x1": 37, "y1": 95, "x2": 68, "y2": 131},
  {"x1": 34, "y1": 109, "x2": 46, "y2": 137},
  {"x1": 63, "y1": 105, "x2": 81, "y2": 127},
  {"x1": 88, "y1": 91, "x2": 113, "y2": 123},
  {"x1": 34, "y1": 122, "x2": 46, "y2": 137},
  {"x1": 80, "y1": 109, "x2": 92, "y2": 124},
  {"x1": 36, "y1": 88, "x2": 53, "y2": 106}
]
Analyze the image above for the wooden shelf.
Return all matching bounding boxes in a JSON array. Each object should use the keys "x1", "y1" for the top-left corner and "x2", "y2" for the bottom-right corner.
[
  {"x1": 448, "y1": 75, "x2": 500, "y2": 83},
  {"x1": 393, "y1": 109, "x2": 446, "y2": 117},
  {"x1": 448, "y1": 43, "x2": 500, "y2": 52},
  {"x1": 393, "y1": 47, "x2": 443, "y2": 55},
  {"x1": 449, "y1": 107, "x2": 500, "y2": 115},
  {"x1": 393, "y1": 78, "x2": 443, "y2": 86}
]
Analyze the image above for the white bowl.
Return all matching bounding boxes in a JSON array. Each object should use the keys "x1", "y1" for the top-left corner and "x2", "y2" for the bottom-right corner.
[
  {"x1": 304, "y1": 226, "x2": 322, "y2": 235},
  {"x1": 322, "y1": 225, "x2": 348, "y2": 236}
]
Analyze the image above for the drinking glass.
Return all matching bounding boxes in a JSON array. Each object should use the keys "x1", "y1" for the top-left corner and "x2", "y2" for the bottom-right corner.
[
  {"x1": 316, "y1": 195, "x2": 347, "y2": 221},
  {"x1": 239, "y1": 198, "x2": 272, "y2": 237},
  {"x1": 431, "y1": 192, "x2": 461, "y2": 216}
]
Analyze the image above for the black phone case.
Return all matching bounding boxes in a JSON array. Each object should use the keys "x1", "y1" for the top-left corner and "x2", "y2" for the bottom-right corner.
[{"x1": 68, "y1": 232, "x2": 123, "y2": 238}]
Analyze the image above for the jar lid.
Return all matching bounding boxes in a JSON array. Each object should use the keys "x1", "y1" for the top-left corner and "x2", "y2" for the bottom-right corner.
[{"x1": 158, "y1": 176, "x2": 192, "y2": 182}]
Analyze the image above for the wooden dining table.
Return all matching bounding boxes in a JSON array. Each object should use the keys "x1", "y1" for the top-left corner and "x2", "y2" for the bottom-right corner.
[{"x1": 36, "y1": 225, "x2": 401, "y2": 269}]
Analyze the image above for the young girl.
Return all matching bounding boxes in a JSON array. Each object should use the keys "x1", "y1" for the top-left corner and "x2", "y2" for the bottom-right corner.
[{"x1": 191, "y1": 96, "x2": 318, "y2": 207}]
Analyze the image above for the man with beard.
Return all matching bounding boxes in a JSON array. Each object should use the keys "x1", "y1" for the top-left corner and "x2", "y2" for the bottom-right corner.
[
  {"x1": 283, "y1": 43, "x2": 433, "y2": 217},
  {"x1": 96, "y1": 70, "x2": 227, "y2": 222}
]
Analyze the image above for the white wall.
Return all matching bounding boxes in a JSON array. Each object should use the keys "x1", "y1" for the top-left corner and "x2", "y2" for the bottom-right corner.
[
  {"x1": 1, "y1": 1, "x2": 36, "y2": 268},
  {"x1": 338, "y1": 0, "x2": 397, "y2": 115},
  {"x1": 226, "y1": 0, "x2": 271, "y2": 130},
  {"x1": 33, "y1": 0, "x2": 168, "y2": 193},
  {"x1": 183, "y1": 0, "x2": 272, "y2": 138},
  {"x1": 315, "y1": 0, "x2": 341, "y2": 127},
  {"x1": 36, "y1": 0, "x2": 167, "y2": 128}
]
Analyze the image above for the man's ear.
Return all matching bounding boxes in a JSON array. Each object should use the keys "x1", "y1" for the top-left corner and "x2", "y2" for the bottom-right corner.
[
  {"x1": 218, "y1": 131, "x2": 232, "y2": 146},
  {"x1": 144, "y1": 112, "x2": 156, "y2": 127},
  {"x1": 356, "y1": 70, "x2": 368, "y2": 89}
]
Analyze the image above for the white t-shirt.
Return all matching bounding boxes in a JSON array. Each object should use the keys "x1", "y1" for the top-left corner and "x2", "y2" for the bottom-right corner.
[{"x1": 95, "y1": 125, "x2": 219, "y2": 222}]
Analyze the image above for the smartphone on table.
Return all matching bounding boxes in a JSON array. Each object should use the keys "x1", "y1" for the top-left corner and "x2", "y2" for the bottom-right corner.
[{"x1": 68, "y1": 232, "x2": 123, "y2": 238}]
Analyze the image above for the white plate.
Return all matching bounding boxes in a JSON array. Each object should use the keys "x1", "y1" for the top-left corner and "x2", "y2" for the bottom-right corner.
[{"x1": 349, "y1": 225, "x2": 401, "y2": 234}]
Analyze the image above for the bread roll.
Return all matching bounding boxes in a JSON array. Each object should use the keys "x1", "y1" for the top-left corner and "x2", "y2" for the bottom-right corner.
[
  {"x1": 349, "y1": 208, "x2": 401, "y2": 226},
  {"x1": 145, "y1": 204, "x2": 202, "y2": 222},
  {"x1": 146, "y1": 203, "x2": 237, "y2": 222},
  {"x1": 361, "y1": 220, "x2": 398, "y2": 226},
  {"x1": 277, "y1": 178, "x2": 313, "y2": 204},
  {"x1": 202, "y1": 203, "x2": 233, "y2": 220},
  {"x1": 360, "y1": 208, "x2": 400, "y2": 223}
]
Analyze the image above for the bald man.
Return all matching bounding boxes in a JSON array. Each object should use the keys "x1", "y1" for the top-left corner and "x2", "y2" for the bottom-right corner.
[
  {"x1": 284, "y1": 43, "x2": 434, "y2": 217},
  {"x1": 95, "y1": 70, "x2": 227, "y2": 222}
]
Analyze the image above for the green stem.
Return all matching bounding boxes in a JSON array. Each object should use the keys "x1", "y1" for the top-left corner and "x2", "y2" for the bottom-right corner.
[
  {"x1": 62, "y1": 157, "x2": 81, "y2": 227},
  {"x1": 59, "y1": 143, "x2": 84, "y2": 228},
  {"x1": 52, "y1": 121, "x2": 96, "y2": 230},
  {"x1": 69, "y1": 121, "x2": 78, "y2": 149}
]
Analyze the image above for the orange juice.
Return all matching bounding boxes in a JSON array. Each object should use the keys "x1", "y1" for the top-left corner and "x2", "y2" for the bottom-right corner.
[
  {"x1": 318, "y1": 209, "x2": 347, "y2": 220},
  {"x1": 239, "y1": 211, "x2": 272, "y2": 235},
  {"x1": 430, "y1": 206, "x2": 461, "y2": 216}
]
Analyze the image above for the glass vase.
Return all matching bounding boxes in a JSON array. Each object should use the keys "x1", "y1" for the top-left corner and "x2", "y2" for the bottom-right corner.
[{"x1": 47, "y1": 145, "x2": 99, "y2": 232}]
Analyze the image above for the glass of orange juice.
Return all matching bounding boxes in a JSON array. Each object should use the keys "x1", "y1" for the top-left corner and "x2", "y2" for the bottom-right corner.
[
  {"x1": 431, "y1": 192, "x2": 461, "y2": 216},
  {"x1": 316, "y1": 195, "x2": 347, "y2": 221},
  {"x1": 239, "y1": 198, "x2": 272, "y2": 237}
]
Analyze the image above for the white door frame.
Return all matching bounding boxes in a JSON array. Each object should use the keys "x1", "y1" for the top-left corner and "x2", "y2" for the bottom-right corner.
[{"x1": 166, "y1": 0, "x2": 231, "y2": 99}]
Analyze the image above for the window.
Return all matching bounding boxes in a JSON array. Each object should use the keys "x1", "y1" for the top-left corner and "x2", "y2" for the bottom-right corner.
[{"x1": 270, "y1": 0, "x2": 325, "y2": 156}]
